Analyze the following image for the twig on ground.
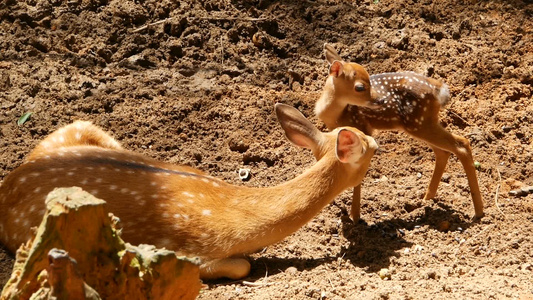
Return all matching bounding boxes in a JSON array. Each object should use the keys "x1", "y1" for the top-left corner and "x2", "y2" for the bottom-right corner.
[
  {"x1": 449, "y1": 110, "x2": 472, "y2": 126},
  {"x1": 132, "y1": 18, "x2": 172, "y2": 33},
  {"x1": 242, "y1": 281, "x2": 275, "y2": 287},
  {"x1": 494, "y1": 166, "x2": 505, "y2": 218},
  {"x1": 326, "y1": 274, "x2": 335, "y2": 289},
  {"x1": 465, "y1": 224, "x2": 496, "y2": 247},
  {"x1": 200, "y1": 16, "x2": 267, "y2": 21}
]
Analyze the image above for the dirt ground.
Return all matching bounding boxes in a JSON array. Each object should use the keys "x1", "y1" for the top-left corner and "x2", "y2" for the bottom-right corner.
[{"x1": 1, "y1": 0, "x2": 532, "y2": 299}]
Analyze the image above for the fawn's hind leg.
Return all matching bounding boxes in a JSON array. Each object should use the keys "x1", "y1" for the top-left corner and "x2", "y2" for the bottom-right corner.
[
  {"x1": 411, "y1": 123, "x2": 483, "y2": 218},
  {"x1": 27, "y1": 121, "x2": 122, "y2": 161},
  {"x1": 200, "y1": 258, "x2": 251, "y2": 280}
]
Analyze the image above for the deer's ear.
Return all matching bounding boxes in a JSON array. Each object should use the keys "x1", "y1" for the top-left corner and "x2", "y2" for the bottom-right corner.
[
  {"x1": 335, "y1": 129, "x2": 364, "y2": 163},
  {"x1": 329, "y1": 61, "x2": 343, "y2": 77},
  {"x1": 324, "y1": 43, "x2": 343, "y2": 64},
  {"x1": 275, "y1": 103, "x2": 323, "y2": 150}
]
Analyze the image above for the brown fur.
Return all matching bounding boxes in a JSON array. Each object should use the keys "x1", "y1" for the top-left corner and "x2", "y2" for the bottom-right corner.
[
  {"x1": 0, "y1": 104, "x2": 378, "y2": 280},
  {"x1": 315, "y1": 44, "x2": 483, "y2": 221}
]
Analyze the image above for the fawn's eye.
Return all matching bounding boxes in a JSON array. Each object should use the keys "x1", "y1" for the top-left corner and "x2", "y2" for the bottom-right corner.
[{"x1": 354, "y1": 82, "x2": 366, "y2": 92}]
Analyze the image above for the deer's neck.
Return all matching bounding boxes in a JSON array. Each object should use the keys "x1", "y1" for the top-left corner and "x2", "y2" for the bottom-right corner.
[
  {"x1": 225, "y1": 155, "x2": 349, "y2": 255},
  {"x1": 315, "y1": 77, "x2": 347, "y2": 130}
]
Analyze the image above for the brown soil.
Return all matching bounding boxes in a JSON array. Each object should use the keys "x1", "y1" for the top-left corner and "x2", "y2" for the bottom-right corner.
[{"x1": 1, "y1": 0, "x2": 532, "y2": 299}]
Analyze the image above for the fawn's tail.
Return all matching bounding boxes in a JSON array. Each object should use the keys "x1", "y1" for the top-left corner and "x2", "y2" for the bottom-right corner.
[{"x1": 435, "y1": 83, "x2": 451, "y2": 107}]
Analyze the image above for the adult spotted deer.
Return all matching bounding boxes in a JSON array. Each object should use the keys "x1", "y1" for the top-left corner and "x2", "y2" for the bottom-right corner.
[
  {"x1": 315, "y1": 44, "x2": 483, "y2": 221},
  {"x1": 0, "y1": 104, "x2": 377, "y2": 280}
]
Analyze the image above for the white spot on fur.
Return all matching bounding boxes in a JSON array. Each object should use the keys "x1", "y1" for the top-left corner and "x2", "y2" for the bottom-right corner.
[{"x1": 202, "y1": 209, "x2": 212, "y2": 216}]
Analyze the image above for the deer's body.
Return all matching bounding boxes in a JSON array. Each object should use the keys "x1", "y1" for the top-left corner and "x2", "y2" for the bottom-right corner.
[
  {"x1": 0, "y1": 104, "x2": 377, "y2": 279},
  {"x1": 315, "y1": 44, "x2": 483, "y2": 221}
]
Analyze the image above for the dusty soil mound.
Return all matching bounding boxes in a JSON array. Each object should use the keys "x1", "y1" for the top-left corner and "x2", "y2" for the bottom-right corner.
[{"x1": 1, "y1": 0, "x2": 532, "y2": 298}]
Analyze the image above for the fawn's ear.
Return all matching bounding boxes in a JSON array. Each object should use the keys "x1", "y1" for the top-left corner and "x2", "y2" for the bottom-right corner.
[
  {"x1": 324, "y1": 43, "x2": 343, "y2": 65},
  {"x1": 335, "y1": 128, "x2": 364, "y2": 163},
  {"x1": 275, "y1": 103, "x2": 323, "y2": 150},
  {"x1": 329, "y1": 61, "x2": 344, "y2": 78}
]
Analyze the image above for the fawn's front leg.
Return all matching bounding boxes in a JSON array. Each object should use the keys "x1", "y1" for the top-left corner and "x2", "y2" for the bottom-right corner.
[
  {"x1": 425, "y1": 146, "x2": 452, "y2": 200},
  {"x1": 351, "y1": 185, "x2": 362, "y2": 222}
]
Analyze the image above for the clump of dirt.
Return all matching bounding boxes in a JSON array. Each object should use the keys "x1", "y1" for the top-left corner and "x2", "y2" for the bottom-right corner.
[{"x1": 1, "y1": 0, "x2": 532, "y2": 299}]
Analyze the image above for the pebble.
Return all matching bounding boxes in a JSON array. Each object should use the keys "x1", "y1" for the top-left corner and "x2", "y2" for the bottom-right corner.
[
  {"x1": 438, "y1": 221, "x2": 451, "y2": 232},
  {"x1": 378, "y1": 268, "x2": 391, "y2": 280},
  {"x1": 285, "y1": 266, "x2": 298, "y2": 275},
  {"x1": 238, "y1": 168, "x2": 251, "y2": 181}
]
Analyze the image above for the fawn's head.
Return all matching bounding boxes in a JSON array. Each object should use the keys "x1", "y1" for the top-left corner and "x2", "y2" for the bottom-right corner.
[
  {"x1": 324, "y1": 44, "x2": 377, "y2": 109},
  {"x1": 275, "y1": 103, "x2": 377, "y2": 184}
]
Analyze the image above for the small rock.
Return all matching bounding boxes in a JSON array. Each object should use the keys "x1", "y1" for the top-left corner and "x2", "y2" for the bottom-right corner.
[
  {"x1": 118, "y1": 54, "x2": 156, "y2": 70},
  {"x1": 374, "y1": 41, "x2": 386, "y2": 49},
  {"x1": 441, "y1": 173, "x2": 451, "y2": 183},
  {"x1": 378, "y1": 268, "x2": 391, "y2": 280},
  {"x1": 426, "y1": 270, "x2": 437, "y2": 279},
  {"x1": 285, "y1": 266, "x2": 298, "y2": 274},
  {"x1": 437, "y1": 221, "x2": 451, "y2": 232},
  {"x1": 252, "y1": 32, "x2": 272, "y2": 49},
  {"x1": 238, "y1": 169, "x2": 251, "y2": 181},
  {"x1": 417, "y1": 172, "x2": 422, "y2": 179}
]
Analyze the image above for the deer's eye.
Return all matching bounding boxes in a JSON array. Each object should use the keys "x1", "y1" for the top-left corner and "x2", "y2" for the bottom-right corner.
[{"x1": 355, "y1": 82, "x2": 366, "y2": 92}]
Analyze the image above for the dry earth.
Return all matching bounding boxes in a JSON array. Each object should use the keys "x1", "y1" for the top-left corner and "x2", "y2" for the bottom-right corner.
[{"x1": 1, "y1": 0, "x2": 532, "y2": 299}]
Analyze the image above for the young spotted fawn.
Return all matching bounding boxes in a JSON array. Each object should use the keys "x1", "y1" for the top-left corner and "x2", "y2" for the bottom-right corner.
[
  {"x1": 315, "y1": 44, "x2": 483, "y2": 221},
  {"x1": 0, "y1": 104, "x2": 377, "y2": 280}
]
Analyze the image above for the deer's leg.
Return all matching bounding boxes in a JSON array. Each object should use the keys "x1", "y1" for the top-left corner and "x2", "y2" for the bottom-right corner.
[
  {"x1": 350, "y1": 185, "x2": 362, "y2": 222},
  {"x1": 424, "y1": 147, "x2": 451, "y2": 200},
  {"x1": 200, "y1": 258, "x2": 251, "y2": 280},
  {"x1": 412, "y1": 124, "x2": 483, "y2": 218}
]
